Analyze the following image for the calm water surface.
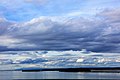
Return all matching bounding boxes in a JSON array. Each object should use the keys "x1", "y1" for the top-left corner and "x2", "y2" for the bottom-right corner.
[{"x1": 0, "y1": 71, "x2": 120, "y2": 79}]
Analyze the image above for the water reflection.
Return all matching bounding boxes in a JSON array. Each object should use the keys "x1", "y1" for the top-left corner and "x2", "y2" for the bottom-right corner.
[{"x1": 0, "y1": 71, "x2": 120, "y2": 79}]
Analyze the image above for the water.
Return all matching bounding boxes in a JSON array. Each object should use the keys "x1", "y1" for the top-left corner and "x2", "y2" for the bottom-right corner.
[{"x1": 0, "y1": 71, "x2": 120, "y2": 79}]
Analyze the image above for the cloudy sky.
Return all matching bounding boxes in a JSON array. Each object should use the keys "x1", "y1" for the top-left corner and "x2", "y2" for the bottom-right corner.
[{"x1": 0, "y1": 0, "x2": 120, "y2": 52}]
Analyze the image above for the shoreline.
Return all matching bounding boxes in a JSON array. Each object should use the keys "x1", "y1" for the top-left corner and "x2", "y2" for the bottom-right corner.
[{"x1": 19, "y1": 67, "x2": 120, "y2": 72}]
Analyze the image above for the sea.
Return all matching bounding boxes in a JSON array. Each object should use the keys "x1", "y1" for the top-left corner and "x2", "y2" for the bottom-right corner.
[{"x1": 0, "y1": 71, "x2": 120, "y2": 79}]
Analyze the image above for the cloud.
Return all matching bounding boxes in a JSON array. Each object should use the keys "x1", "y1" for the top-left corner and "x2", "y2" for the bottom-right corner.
[
  {"x1": 0, "y1": 51, "x2": 120, "y2": 68},
  {"x1": 0, "y1": 35, "x2": 24, "y2": 47},
  {"x1": 98, "y1": 8, "x2": 120, "y2": 22},
  {"x1": 98, "y1": 9, "x2": 120, "y2": 36},
  {"x1": 0, "y1": 17, "x2": 14, "y2": 35},
  {"x1": 3, "y1": 16, "x2": 108, "y2": 52},
  {"x1": 0, "y1": 8, "x2": 120, "y2": 52}
]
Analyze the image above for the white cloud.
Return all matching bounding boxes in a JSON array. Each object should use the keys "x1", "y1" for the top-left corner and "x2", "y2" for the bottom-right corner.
[
  {"x1": 0, "y1": 50, "x2": 120, "y2": 69},
  {"x1": 66, "y1": 8, "x2": 99, "y2": 17}
]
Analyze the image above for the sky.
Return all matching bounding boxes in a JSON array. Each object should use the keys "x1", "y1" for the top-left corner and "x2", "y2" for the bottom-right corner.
[{"x1": 0, "y1": 0, "x2": 120, "y2": 52}]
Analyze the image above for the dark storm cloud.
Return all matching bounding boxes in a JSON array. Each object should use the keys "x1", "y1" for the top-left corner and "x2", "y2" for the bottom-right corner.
[{"x1": 0, "y1": 8, "x2": 120, "y2": 52}]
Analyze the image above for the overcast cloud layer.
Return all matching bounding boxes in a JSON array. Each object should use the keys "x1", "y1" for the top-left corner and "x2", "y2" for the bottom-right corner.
[{"x1": 0, "y1": 0, "x2": 120, "y2": 52}]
